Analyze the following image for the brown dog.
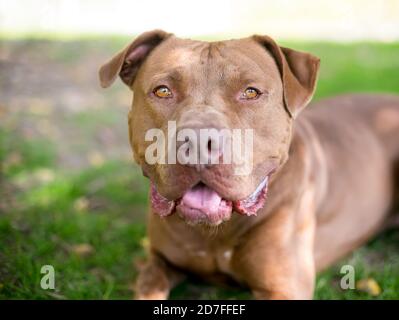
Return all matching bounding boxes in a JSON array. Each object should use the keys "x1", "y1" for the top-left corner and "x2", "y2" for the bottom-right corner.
[{"x1": 99, "y1": 30, "x2": 399, "y2": 299}]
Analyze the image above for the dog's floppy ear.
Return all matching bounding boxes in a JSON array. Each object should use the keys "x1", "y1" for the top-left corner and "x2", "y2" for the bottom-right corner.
[
  {"x1": 99, "y1": 29, "x2": 172, "y2": 88},
  {"x1": 253, "y1": 35, "x2": 320, "y2": 118}
]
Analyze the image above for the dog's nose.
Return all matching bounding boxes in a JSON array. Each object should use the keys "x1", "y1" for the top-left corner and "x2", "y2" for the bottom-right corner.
[{"x1": 175, "y1": 127, "x2": 224, "y2": 167}]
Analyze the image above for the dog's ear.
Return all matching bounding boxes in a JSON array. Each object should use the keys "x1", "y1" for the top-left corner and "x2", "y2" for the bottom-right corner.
[
  {"x1": 253, "y1": 35, "x2": 320, "y2": 118},
  {"x1": 99, "y1": 30, "x2": 172, "y2": 88}
]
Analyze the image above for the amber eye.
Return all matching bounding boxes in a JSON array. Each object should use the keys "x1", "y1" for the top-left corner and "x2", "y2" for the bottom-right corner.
[
  {"x1": 243, "y1": 87, "x2": 261, "y2": 100},
  {"x1": 153, "y1": 85, "x2": 173, "y2": 98}
]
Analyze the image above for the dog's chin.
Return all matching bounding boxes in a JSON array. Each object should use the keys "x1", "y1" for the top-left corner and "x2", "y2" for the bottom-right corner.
[{"x1": 150, "y1": 175, "x2": 270, "y2": 226}]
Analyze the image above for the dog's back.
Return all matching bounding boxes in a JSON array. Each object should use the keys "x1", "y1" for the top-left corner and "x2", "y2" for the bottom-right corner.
[{"x1": 301, "y1": 93, "x2": 399, "y2": 269}]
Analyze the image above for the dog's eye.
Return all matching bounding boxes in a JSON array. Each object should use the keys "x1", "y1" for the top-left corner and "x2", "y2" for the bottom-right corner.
[
  {"x1": 242, "y1": 87, "x2": 261, "y2": 100},
  {"x1": 153, "y1": 85, "x2": 173, "y2": 98}
]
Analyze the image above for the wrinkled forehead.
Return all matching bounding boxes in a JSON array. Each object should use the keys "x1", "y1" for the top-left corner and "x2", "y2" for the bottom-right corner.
[{"x1": 136, "y1": 37, "x2": 281, "y2": 89}]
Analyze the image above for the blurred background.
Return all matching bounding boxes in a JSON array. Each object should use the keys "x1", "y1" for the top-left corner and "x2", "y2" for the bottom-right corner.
[{"x1": 1, "y1": 0, "x2": 399, "y2": 299}]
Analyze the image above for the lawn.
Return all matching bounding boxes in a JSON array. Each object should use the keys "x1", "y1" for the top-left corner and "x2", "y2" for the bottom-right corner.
[{"x1": 0, "y1": 36, "x2": 398, "y2": 299}]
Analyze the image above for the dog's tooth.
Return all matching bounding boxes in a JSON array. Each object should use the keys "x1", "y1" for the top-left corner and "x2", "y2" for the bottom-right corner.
[
  {"x1": 233, "y1": 175, "x2": 269, "y2": 215},
  {"x1": 249, "y1": 176, "x2": 268, "y2": 200}
]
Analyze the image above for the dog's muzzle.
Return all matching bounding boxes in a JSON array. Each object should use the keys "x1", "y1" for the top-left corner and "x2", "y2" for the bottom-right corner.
[{"x1": 150, "y1": 175, "x2": 270, "y2": 225}]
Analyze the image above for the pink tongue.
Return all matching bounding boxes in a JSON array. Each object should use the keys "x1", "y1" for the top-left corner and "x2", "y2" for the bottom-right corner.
[{"x1": 181, "y1": 183, "x2": 222, "y2": 214}]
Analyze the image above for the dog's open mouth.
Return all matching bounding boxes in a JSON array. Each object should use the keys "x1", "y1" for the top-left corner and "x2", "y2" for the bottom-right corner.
[{"x1": 150, "y1": 176, "x2": 269, "y2": 225}]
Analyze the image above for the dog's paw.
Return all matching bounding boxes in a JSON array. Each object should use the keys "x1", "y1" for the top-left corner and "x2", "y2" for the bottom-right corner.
[{"x1": 135, "y1": 290, "x2": 168, "y2": 300}]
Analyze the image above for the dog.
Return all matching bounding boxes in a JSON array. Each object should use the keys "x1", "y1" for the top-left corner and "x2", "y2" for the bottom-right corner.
[{"x1": 99, "y1": 30, "x2": 399, "y2": 299}]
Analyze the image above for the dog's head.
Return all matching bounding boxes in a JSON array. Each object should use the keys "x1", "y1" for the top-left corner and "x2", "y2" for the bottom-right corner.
[{"x1": 99, "y1": 30, "x2": 319, "y2": 226}]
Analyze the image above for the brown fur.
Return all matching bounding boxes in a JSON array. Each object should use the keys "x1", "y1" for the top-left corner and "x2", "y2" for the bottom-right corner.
[{"x1": 99, "y1": 30, "x2": 399, "y2": 299}]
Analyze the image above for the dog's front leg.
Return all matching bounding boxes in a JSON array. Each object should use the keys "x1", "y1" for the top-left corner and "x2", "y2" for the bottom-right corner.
[
  {"x1": 135, "y1": 252, "x2": 185, "y2": 300},
  {"x1": 232, "y1": 205, "x2": 316, "y2": 300}
]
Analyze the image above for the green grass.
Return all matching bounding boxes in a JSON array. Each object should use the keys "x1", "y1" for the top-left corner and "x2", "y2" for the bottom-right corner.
[{"x1": 1, "y1": 37, "x2": 399, "y2": 299}]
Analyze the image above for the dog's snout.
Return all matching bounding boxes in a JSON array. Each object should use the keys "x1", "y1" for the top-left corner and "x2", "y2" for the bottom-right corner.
[
  {"x1": 176, "y1": 126, "x2": 224, "y2": 167},
  {"x1": 206, "y1": 133, "x2": 223, "y2": 157}
]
